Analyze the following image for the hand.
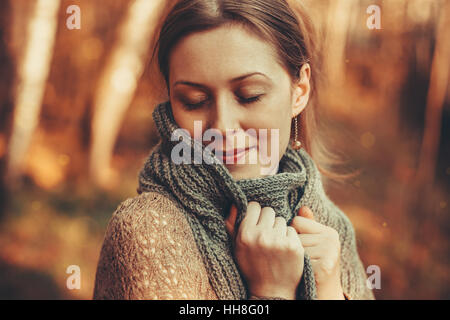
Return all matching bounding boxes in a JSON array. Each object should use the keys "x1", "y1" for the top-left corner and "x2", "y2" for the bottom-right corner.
[
  {"x1": 225, "y1": 201, "x2": 305, "y2": 300},
  {"x1": 290, "y1": 206, "x2": 345, "y2": 300}
]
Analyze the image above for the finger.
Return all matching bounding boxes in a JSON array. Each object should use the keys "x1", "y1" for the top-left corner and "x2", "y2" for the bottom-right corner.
[
  {"x1": 290, "y1": 216, "x2": 324, "y2": 234},
  {"x1": 287, "y1": 226, "x2": 299, "y2": 239},
  {"x1": 225, "y1": 204, "x2": 238, "y2": 237},
  {"x1": 241, "y1": 201, "x2": 261, "y2": 228},
  {"x1": 257, "y1": 206, "x2": 276, "y2": 228},
  {"x1": 303, "y1": 245, "x2": 322, "y2": 259},
  {"x1": 298, "y1": 233, "x2": 321, "y2": 247},
  {"x1": 310, "y1": 258, "x2": 319, "y2": 272},
  {"x1": 287, "y1": 226, "x2": 303, "y2": 248},
  {"x1": 273, "y1": 216, "x2": 287, "y2": 234},
  {"x1": 298, "y1": 206, "x2": 315, "y2": 221}
]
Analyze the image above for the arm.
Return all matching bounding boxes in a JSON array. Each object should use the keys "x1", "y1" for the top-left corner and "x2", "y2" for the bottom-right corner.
[{"x1": 93, "y1": 192, "x2": 218, "y2": 300}]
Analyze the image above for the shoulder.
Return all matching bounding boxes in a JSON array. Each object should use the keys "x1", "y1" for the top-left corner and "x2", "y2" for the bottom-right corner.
[
  {"x1": 100, "y1": 191, "x2": 203, "y2": 266},
  {"x1": 111, "y1": 191, "x2": 182, "y2": 223},
  {"x1": 97, "y1": 191, "x2": 190, "y2": 274},
  {"x1": 94, "y1": 191, "x2": 217, "y2": 299},
  {"x1": 105, "y1": 191, "x2": 189, "y2": 243}
]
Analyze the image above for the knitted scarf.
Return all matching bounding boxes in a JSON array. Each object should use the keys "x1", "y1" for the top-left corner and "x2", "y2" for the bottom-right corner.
[{"x1": 137, "y1": 100, "x2": 351, "y2": 300}]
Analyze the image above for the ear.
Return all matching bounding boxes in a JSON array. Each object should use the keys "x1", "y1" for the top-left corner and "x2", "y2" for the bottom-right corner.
[{"x1": 291, "y1": 63, "x2": 311, "y2": 118}]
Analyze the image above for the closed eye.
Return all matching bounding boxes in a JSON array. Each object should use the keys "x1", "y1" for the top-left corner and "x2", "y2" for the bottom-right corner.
[
  {"x1": 238, "y1": 95, "x2": 264, "y2": 104},
  {"x1": 184, "y1": 101, "x2": 206, "y2": 109},
  {"x1": 183, "y1": 94, "x2": 264, "y2": 110}
]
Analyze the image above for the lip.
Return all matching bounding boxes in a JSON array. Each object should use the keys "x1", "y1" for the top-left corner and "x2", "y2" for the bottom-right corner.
[
  {"x1": 219, "y1": 148, "x2": 247, "y2": 156},
  {"x1": 217, "y1": 146, "x2": 255, "y2": 163}
]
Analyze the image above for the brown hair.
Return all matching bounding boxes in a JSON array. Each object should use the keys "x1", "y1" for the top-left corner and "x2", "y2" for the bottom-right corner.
[{"x1": 149, "y1": 0, "x2": 352, "y2": 184}]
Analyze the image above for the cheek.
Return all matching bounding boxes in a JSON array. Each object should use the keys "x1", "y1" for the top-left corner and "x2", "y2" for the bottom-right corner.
[
  {"x1": 251, "y1": 105, "x2": 291, "y2": 153},
  {"x1": 259, "y1": 98, "x2": 292, "y2": 133},
  {"x1": 271, "y1": 98, "x2": 293, "y2": 144},
  {"x1": 248, "y1": 94, "x2": 291, "y2": 128},
  {"x1": 172, "y1": 105, "x2": 206, "y2": 137}
]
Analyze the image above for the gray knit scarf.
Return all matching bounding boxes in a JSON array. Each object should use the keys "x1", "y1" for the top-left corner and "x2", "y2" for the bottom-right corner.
[{"x1": 137, "y1": 100, "x2": 351, "y2": 300}]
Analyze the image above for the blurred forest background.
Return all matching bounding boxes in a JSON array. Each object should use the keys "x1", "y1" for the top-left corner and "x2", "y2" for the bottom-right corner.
[{"x1": 0, "y1": 0, "x2": 449, "y2": 299}]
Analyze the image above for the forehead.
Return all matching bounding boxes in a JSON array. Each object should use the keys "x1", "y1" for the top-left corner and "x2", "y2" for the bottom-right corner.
[{"x1": 169, "y1": 25, "x2": 282, "y2": 86}]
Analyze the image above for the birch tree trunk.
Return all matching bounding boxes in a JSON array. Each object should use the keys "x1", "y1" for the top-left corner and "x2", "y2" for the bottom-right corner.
[
  {"x1": 89, "y1": 0, "x2": 166, "y2": 188},
  {"x1": 6, "y1": 0, "x2": 61, "y2": 185}
]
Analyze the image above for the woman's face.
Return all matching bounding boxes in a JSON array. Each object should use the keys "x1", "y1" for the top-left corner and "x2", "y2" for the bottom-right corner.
[{"x1": 168, "y1": 24, "x2": 310, "y2": 180}]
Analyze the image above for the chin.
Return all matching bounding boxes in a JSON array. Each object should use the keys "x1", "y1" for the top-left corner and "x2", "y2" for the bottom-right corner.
[{"x1": 226, "y1": 164, "x2": 262, "y2": 180}]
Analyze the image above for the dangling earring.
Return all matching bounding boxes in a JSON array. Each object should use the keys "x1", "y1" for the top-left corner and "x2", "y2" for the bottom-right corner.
[{"x1": 292, "y1": 115, "x2": 302, "y2": 150}]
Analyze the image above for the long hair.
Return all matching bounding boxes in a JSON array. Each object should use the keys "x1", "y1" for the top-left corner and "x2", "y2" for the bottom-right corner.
[{"x1": 149, "y1": 0, "x2": 352, "y2": 183}]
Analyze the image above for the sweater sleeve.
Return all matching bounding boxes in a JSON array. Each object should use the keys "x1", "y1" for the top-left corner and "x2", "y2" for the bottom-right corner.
[
  {"x1": 341, "y1": 251, "x2": 376, "y2": 300},
  {"x1": 337, "y1": 209, "x2": 376, "y2": 300},
  {"x1": 92, "y1": 192, "x2": 218, "y2": 300}
]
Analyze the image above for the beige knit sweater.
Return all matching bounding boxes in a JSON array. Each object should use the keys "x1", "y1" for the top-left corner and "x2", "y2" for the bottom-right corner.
[
  {"x1": 93, "y1": 190, "x2": 374, "y2": 300},
  {"x1": 93, "y1": 191, "x2": 219, "y2": 299}
]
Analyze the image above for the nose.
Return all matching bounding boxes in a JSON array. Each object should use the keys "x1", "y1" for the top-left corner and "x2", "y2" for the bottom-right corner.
[
  {"x1": 209, "y1": 99, "x2": 241, "y2": 150},
  {"x1": 209, "y1": 99, "x2": 241, "y2": 146}
]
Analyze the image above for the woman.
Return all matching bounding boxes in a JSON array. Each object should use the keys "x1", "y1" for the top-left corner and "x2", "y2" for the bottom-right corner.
[{"x1": 93, "y1": 0, "x2": 375, "y2": 300}]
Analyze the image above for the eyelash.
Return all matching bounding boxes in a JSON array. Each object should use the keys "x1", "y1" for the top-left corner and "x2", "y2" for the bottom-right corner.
[{"x1": 184, "y1": 95, "x2": 263, "y2": 110}]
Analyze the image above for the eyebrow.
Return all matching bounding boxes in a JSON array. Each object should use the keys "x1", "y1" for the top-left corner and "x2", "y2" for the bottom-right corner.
[{"x1": 173, "y1": 72, "x2": 272, "y2": 88}]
